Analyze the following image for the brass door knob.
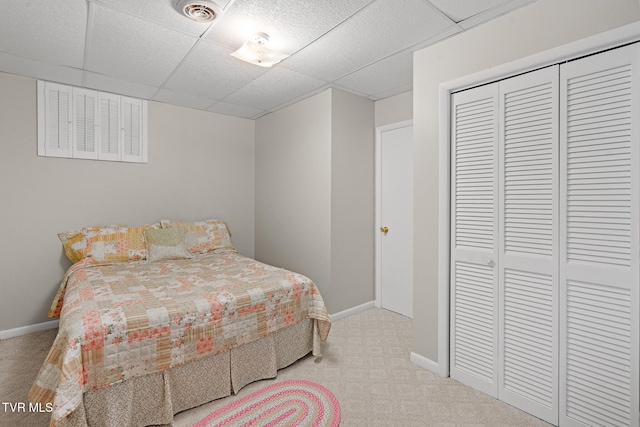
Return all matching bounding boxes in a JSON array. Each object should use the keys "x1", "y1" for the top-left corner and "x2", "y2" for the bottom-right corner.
[{"x1": 380, "y1": 226, "x2": 389, "y2": 234}]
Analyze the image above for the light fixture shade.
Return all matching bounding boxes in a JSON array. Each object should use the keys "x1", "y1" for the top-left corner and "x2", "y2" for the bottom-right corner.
[{"x1": 230, "y1": 33, "x2": 289, "y2": 67}]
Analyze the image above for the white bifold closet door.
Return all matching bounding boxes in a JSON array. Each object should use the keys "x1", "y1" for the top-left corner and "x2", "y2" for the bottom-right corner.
[
  {"x1": 451, "y1": 42, "x2": 640, "y2": 427},
  {"x1": 559, "y1": 43, "x2": 639, "y2": 427},
  {"x1": 450, "y1": 82, "x2": 500, "y2": 398},
  {"x1": 498, "y1": 66, "x2": 560, "y2": 424},
  {"x1": 450, "y1": 66, "x2": 560, "y2": 425}
]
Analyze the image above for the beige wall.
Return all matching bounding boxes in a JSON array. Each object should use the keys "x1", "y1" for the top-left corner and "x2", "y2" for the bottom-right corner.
[
  {"x1": 255, "y1": 88, "x2": 375, "y2": 314},
  {"x1": 0, "y1": 72, "x2": 255, "y2": 331},
  {"x1": 254, "y1": 90, "x2": 333, "y2": 297},
  {"x1": 412, "y1": 0, "x2": 640, "y2": 362},
  {"x1": 148, "y1": 102, "x2": 255, "y2": 256},
  {"x1": 375, "y1": 90, "x2": 412, "y2": 128},
  {"x1": 331, "y1": 89, "x2": 375, "y2": 313}
]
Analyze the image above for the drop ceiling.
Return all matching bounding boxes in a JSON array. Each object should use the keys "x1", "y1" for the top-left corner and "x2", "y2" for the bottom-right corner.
[{"x1": 0, "y1": 0, "x2": 537, "y2": 119}]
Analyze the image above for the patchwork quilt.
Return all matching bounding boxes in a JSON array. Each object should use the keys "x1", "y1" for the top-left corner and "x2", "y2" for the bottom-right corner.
[{"x1": 28, "y1": 248, "x2": 331, "y2": 426}]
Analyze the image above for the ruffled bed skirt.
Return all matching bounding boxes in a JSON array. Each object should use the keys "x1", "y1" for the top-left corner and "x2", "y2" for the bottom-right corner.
[{"x1": 58, "y1": 318, "x2": 318, "y2": 427}]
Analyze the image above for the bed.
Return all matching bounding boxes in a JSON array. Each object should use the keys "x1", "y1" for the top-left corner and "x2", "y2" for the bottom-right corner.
[{"x1": 28, "y1": 219, "x2": 331, "y2": 427}]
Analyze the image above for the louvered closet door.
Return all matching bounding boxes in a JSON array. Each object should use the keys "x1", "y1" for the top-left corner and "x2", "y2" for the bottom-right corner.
[
  {"x1": 559, "y1": 43, "x2": 640, "y2": 427},
  {"x1": 450, "y1": 83, "x2": 500, "y2": 397},
  {"x1": 498, "y1": 66, "x2": 559, "y2": 425}
]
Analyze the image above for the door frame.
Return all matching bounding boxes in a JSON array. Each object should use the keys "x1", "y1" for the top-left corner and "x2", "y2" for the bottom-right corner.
[
  {"x1": 375, "y1": 119, "x2": 413, "y2": 309},
  {"x1": 437, "y1": 22, "x2": 640, "y2": 378}
]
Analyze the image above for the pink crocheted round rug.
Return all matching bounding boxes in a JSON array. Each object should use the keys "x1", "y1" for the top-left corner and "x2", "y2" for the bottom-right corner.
[{"x1": 192, "y1": 380, "x2": 341, "y2": 427}]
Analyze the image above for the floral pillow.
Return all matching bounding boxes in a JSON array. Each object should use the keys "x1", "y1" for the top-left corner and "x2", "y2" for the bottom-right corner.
[
  {"x1": 144, "y1": 227, "x2": 192, "y2": 262},
  {"x1": 59, "y1": 223, "x2": 161, "y2": 263},
  {"x1": 160, "y1": 219, "x2": 233, "y2": 254}
]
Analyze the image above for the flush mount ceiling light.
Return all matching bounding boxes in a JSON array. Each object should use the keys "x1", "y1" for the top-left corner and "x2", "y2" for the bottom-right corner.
[
  {"x1": 176, "y1": 0, "x2": 222, "y2": 22},
  {"x1": 230, "y1": 32, "x2": 289, "y2": 68}
]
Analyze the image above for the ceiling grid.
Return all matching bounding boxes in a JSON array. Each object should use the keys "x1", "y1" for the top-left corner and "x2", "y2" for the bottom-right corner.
[{"x1": 0, "y1": 0, "x2": 537, "y2": 119}]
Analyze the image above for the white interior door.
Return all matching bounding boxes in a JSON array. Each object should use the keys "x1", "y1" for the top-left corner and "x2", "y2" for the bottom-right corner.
[{"x1": 379, "y1": 123, "x2": 413, "y2": 318}]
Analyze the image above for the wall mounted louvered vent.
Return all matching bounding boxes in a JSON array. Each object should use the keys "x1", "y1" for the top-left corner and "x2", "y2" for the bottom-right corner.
[{"x1": 37, "y1": 81, "x2": 148, "y2": 163}]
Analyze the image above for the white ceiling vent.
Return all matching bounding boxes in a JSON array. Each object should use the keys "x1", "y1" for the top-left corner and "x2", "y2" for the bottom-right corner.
[{"x1": 176, "y1": 0, "x2": 222, "y2": 23}]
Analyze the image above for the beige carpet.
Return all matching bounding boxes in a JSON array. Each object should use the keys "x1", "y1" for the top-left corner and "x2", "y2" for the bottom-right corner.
[{"x1": 0, "y1": 308, "x2": 551, "y2": 426}]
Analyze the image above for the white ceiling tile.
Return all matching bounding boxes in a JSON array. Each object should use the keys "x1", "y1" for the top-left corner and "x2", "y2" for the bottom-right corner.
[
  {"x1": 335, "y1": 50, "x2": 413, "y2": 98},
  {"x1": 153, "y1": 88, "x2": 216, "y2": 110},
  {"x1": 86, "y1": 3, "x2": 198, "y2": 86},
  {"x1": 456, "y1": 0, "x2": 538, "y2": 29},
  {"x1": 264, "y1": 85, "x2": 332, "y2": 113},
  {"x1": 224, "y1": 67, "x2": 327, "y2": 111},
  {"x1": 205, "y1": 0, "x2": 374, "y2": 53},
  {"x1": 428, "y1": 0, "x2": 512, "y2": 22},
  {"x1": 282, "y1": 0, "x2": 454, "y2": 82},
  {"x1": 83, "y1": 72, "x2": 158, "y2": 99},
  {"x1": 0, "y1": 52, "x2": 84, "y2": 86},
  {"x1": 0, "y1": 0, "x2": 87, "y2": 68},
  {"x1": 207, "y1": 101, "x2": 265, "y2": 119},
  {"x1": 163, "y1": 40, "x2": 266, "y2": 100}
]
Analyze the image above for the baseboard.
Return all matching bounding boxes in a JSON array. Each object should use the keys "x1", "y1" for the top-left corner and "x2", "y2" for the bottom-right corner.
[
  {"x1": 329, "y1": 300, "x2": 375, "y2": 322},
  {"x1": 410, "y1": 351, "x2": 445, "y2": 376},
  {"x1": 0, "y1": 319, "x2": 59, "y2": 340}
]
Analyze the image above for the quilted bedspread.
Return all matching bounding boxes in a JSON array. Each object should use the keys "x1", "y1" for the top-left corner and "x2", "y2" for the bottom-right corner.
[{"x1": 28, "y1": 248, "x2": 331, "y2": 426}]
